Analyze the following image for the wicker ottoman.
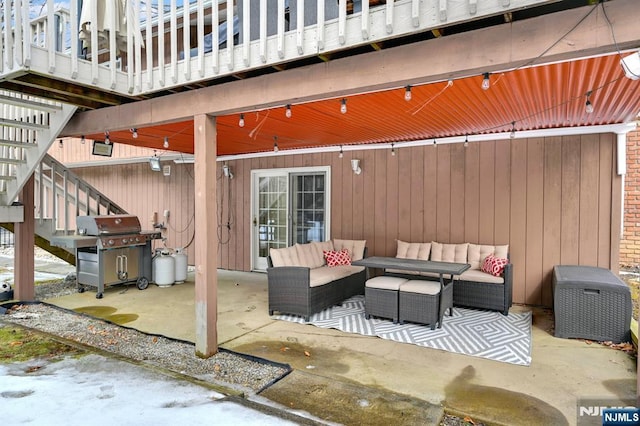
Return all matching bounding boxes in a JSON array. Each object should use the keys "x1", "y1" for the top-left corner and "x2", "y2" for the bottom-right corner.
[
  {"x1": 552, "y1": 265, "x2": 632, "y2": 343},
  {"x1": 365, "y1": 276, "x2": 408, "y2": 323},
  {"x1": 399, "y1": 279, "x2": 453, "y2": 330}
]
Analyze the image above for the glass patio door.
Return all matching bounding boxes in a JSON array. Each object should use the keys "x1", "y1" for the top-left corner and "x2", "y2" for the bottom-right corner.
[{"x1": 251, "y1": 167, "x2": 330, "y2": 271}]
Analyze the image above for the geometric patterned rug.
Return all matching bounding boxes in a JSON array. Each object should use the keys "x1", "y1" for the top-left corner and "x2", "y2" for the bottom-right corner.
[{"x1": 274, "y1": 295, "x2": 532, "y2": 366}]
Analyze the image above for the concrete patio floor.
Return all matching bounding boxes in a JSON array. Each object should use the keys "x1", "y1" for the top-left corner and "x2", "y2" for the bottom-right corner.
[{"x1": 38, "y1": 269, "x2": 638, "y2": 425}]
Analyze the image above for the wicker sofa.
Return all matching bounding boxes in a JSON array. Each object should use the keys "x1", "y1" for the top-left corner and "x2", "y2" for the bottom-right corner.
[
  {"x1": 385, "y1": 240, "x2": 513, "y2": 315},
  {"x1": 267, "y1": 239, "x2": 367, "y2": 321}
]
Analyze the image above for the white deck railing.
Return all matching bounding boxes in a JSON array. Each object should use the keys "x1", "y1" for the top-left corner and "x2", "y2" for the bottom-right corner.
[{"x1": 1, "y1": 0, "x2": 553, "y2": 97}]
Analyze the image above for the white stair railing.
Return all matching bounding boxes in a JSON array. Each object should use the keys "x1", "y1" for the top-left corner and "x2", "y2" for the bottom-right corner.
[{"x1": 34, "y1": 153, "x2": 127, "y2": 237}]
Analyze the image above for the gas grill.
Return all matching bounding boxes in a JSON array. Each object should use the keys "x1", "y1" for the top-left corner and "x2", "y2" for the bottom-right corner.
[{"x1": 52, "y1": 215, "x2": 161, "y2": 298}]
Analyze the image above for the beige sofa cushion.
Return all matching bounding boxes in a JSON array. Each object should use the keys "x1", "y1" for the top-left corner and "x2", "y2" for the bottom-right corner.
[
  {"x1": 431, "y1": 242, "x2": 468, "y2": 263},
  {"x1": 269, "y1": 245, "x2": 300, "y2": 267},
  {"x1": 399, "y1": 280, "x2": 441, "y2": 295},
  {"x1": 309, "y1": 265, "x2": 364, "y2": 287},
  {"x1": 467, "y1": 244, "x2": 510, "y2": 270},
  {"x1": 396, "y1": 240, "x2": 431, "y2": 260},
  {"x1": 460, "y1": 269, "x2": 504, "y2": 284},
  {"x1": 297, "y1": 240, "x2": 334, "y2": 268},
  {"x1": 366, "y1": 276, "x2": 408, "y2": 290},
  {"x1": 333, "y1": 239, "x2": 366, "y2": 261}
]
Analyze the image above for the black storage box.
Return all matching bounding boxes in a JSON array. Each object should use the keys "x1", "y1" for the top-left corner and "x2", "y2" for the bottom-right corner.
[{"x1": 552, "y1": 265, "x2": 631, "y2": 343}]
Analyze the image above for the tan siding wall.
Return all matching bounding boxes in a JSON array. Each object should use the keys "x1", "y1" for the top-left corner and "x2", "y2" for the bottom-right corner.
[
  {"x1": 217, "y1": 133, "x2": 620, "y2": 307},
  {"x1": 53, "y1": 133, "x2": 621, "y2": 307},
  {"x1": 71, "y1": 162, "x2": 198, "y2": 263}
]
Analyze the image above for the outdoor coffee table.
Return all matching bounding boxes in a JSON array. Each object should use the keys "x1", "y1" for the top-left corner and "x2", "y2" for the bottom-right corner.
[{"x1": 352, "y1": 257, "x2": 470, "y2": 327}]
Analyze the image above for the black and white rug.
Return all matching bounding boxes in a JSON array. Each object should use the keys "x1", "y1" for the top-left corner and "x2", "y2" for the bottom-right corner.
[{"x1": 274, "y1": 295, "x2": 532, "y2": 366}]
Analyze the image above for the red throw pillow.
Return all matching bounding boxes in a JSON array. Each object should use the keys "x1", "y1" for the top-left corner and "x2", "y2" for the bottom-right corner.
[
  {"x1": 323, "y1": 249, "x2": 351, "y2": 267},
  {"x1": 481, "y1": 254, "x2": 508, "y2": 277}
]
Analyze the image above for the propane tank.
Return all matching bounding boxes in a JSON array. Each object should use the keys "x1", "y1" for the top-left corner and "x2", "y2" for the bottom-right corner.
[
  {"x1": 153, "y1": 250, "x2": 175, "y2": 287},
  {"x1": 172, "y1": 248, "x2": 188, "y2": 284}
]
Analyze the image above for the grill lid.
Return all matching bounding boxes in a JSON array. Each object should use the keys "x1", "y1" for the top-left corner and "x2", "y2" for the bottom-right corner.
[{"x1": 77, "y1": 215, "x2": 142, "y2": 236}]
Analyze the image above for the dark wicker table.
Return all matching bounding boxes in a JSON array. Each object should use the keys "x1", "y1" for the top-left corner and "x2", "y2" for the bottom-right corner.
[{"x1": 352, "y1": 257, "x2": 470, "y2": 328}]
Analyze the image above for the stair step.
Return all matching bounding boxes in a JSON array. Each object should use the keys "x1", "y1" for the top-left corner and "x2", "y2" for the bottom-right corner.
[
  {"x1": 0, "y1": 94, "x2": 63, "y2": 112},
  {"x1": 0, "y1": 157, "x2": 26, "y2": 165},
  {"x1": 0, "y1": 118, "x2": 49, "y2": 131},
  {"x1": 0, "y1": 176, "x2": 17, "y2": 181},
  {"x1": 0, "y1": 139, "x2": 37, "y2": 148}
]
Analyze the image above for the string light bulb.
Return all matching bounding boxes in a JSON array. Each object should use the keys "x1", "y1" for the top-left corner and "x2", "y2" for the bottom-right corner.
[
  {"x1": 59, "y1": 139, "x2": 63, "y2": 148},
  {"x1": 239, "y1": 114, "x2": 245, "y2": 128},
  {"x1": 340, "y1": 98, "x2": 347, "y2": 114},
  {"x1": 339, "y1": 146, "x2": 344, "y2": 158},
  {"x1": 163, "y1": 136, "x2": 169, "y2": 149},
  {"x1": 585, "y1": 91, "x2": 594, "y2": 114},
  {"x1": 130, "y1": 128, "x2": 138, "y2": 138},
  {"x1": 391, "y1": 143, "x2": 396, "y2": 156},
  {"x1": 104, "y1": 131, "x2": 110, "y2": 145},
  {"x1": 481, "y1": 72, "x2": 491, "y2": 90},
  {"x1": 433, "y1": 139, "x2": 437, "y2": 147},
  {"x1": 285, "y1": 104, "x2": 292, "y2": 118},
  {"x1": 464, "y1": 135, "x2": 469, "y2": 148},
  {"x1": 80, "y1": 135, "x2": 85, "y2": 144},
  {"x1": 273, "y1": 136, "x2": 279, "y2": 152},
  {"x1": 510, "y1": 122, "x2": 516, "y2": 139},
  {"x1": 404, "y1": 85, "x2": 412, "y2": 101}
]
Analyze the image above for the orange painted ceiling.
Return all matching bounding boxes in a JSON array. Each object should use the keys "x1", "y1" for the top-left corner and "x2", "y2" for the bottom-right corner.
[{"x1": 84, "y1": 53, "x2": 640, "y2": 156}]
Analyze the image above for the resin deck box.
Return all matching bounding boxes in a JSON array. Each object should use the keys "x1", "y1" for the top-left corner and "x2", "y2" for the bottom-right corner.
[{"x1": 552, "y1": 265, "x2": 631, "y2": 343}]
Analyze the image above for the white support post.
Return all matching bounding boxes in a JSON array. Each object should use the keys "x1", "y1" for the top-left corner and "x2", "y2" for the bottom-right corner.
[
  {"x1": 90, "y1": 0, "x2": 98, "y2": 84},
  {"x1": 385, "y1": 0, "x2": 394, "y2": 33},
  {"x1": 23, "y1": 0, "x2": 31, "y2": 67},
  {"x1": 70, "y1": 0, "x2": 78, "y2": 78},
  {"x1": 212, "y1": 0, "x2": 219, "y2": 72},
  {"x1": 277, "y1": 0, "x2": 285, "y2": 58},
  {"x1": 243, "y1": 0, "x2": 250, "y2": 66},
  {"x1": 14, "y1": 0, "x2": 23, "y2": 67},
  {"x1": 111, "y1": 0, "x2": 119, "y2": 89},
  {"x1": 197, "y1": 0, "x2": 205, "y2": 77},
  {"x1": 317, "y1": 0, "x2": 325, "y2": 50},
  {"x1": 183, "y1": 0, "x2": 191, "y2": 80},
  {"x1": 158, "y1": 0, "x2": 166, "y2": 86},
  {"x1": 468, "y1": 0, "x2": 477, "y2": 15},
  {"x1": 439, "y1": 0, "x2": 447, "y2": 22},
  {"x1": 411, "y1": 0, "x2": 420, "y2": 27},
  {"x1": 134, "y1": 0, "x2": 143, "y2": 91},
  {"x1": 227, "y1": 0, "x2": 234, "y2": 69},
  {"x1": 338, "y1": 0, "x2": 346, "y2": 45},
  {"x1": 171, "y1": 0, "x2": 178, "y2": 84},
  {"x1": 146, "y1": 0, "x2": 154, "y2": 89},
  {"x1": 259, "y1": 0, "x2": 267, "y2": 62},
  {"x1": 296, "y1": 0, "x2": 304, "y2": 54},
  {"x1": 127, "y1": 0, "x2": 134, "y2": 92},
  {"x1": 361, "y1": 0, "x2": 369, "y2": 40},
  {"x1": 47, "y1": 0, "x2": 55, "y2": 72}
]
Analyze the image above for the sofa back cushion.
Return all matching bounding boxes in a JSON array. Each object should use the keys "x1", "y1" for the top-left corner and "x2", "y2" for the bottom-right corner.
[
  {"x1": 269, "y1": 245, "x2": 300, "y2": 267},
  {"x1": 295, "y1": 240, "x2": 334, "y2": 268},
  {"x1": 333, "y1": 239, "x2": 366, "y2": 261},
  {"x1": 467, "y1": 244, "x2": 510, "y2": 270},
  {"x1": 396, "y1": 240, "x2": 431, "y2": 260},
  {"x1": 431, "y1": 242, "x2": 468, "y2": 263}
]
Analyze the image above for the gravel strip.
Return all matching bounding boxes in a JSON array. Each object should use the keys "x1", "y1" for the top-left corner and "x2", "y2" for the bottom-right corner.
[{"x1": 1, "y1": 303, "x2": 289, "y2": 395}]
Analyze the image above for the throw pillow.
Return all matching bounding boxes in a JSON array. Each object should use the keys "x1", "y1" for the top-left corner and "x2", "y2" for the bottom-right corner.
[
  {"x1": 481, "y1": 254, "x2": 508, "y2": 277},
  {"x1": 323, "y1": 249, "x2": 352, "y2": 267}
]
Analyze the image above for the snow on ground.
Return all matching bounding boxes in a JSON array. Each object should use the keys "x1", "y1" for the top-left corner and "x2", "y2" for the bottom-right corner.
[{"x1": 0, "y1": 354, "x2": 296, "y2": 426}]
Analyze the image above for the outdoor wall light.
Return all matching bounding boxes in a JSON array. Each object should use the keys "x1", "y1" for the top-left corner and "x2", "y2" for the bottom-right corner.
[
  {"x1": 351, "y1": 159, "x2": 362, "y2": 175},
  {"x1": 223, "y1": 164, "x2": 234, "y2": 179},
  {"x1": 149, "y1": 153, "x2": 161, "y2": 172}
]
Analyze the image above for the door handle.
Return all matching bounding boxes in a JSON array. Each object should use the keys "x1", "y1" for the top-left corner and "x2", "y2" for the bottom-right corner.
[{"x1": 253, "y1": 217, "x2": 257, "y2": 226}]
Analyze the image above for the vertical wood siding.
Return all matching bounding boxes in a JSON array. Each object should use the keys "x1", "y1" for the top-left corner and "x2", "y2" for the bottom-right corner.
[
  {"x1": 216, "y1": 133, "x2": 620, "y2": 307},
  {"x1": 66, "y1": 133, "x2": 620, "y2": 307}
]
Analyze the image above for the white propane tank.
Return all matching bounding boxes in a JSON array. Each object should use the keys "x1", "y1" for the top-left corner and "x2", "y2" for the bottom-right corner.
[
  {"x1": 172, "y1": 248, "x2": 188, "y2": 283},
  {"x1": 153, "y1": 250, "x2": 175, "y2": 287}
]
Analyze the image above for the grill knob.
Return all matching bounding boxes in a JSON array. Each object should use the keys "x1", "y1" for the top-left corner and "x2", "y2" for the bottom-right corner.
[
  {"x1": 122, "y1": 238, "x2": 129, "y2": 244},
  {"x1": 108, "y1": 239, "x2": 114, "y2": 246},
  {"x1": 135, "y1": 237, "x2": 140, "y2": 243}
]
